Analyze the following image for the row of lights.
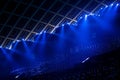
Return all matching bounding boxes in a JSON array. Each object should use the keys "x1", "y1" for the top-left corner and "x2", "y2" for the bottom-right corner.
[{"x1": 0, "y1": 3, "x2": 119, "y2": 50}]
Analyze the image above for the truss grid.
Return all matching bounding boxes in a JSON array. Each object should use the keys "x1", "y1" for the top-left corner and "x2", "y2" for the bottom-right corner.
[{"x1": 0, "y1": 0, "x2": 119, "y2": 47}]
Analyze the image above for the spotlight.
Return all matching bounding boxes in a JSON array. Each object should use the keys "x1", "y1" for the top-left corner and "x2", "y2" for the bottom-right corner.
[
  {"x1": 6, "y1": 47, "x2": 9, "y2": 49},
  {"x1": 80, "y1": 17, "x2": 83, "y2": 19},
  {"x1": 85, "y1": 15, "x2": 88, "y2": 20},
  {"x1": 110, "y1": 3, "x2": 113, "y2": 6},
  {"x1": 0, "y1": 46, "x2": 2, "y2": 48},
  {"x1": 36, "y1": 33, "x2": 39, "y2": 35},
  {"x1": 85, "y1": 15, "x2": 88, "y2": 17},
  {"x1": 13, "y1": 41, "x2": 16, "y2": 43},
  {"x1": 22, "y1": 39, "x2": 25, "y2": 41},
  {"x1": 116, "y1": 4, "x2": 119, "y2": 6},
  {"x1": 67, "y1": 22, "x2": 70, "y2": 25},
  {"x1": 100, "y1": 8, "x2": 103, "y2": 9},
  {"x1": 43, "y1": 31, "x2": 46, "y2": 33},
  {"x1": 40, "y1": 32, "x2": 42, "y2": 34},
  {"x1": 50, "y1": 32, "x2": 53, "y2": 34},
  {"x1": 75, "y1": 20, "x2": 78, "y2": 23},
  {"x1": 15, "y1": 75, "x2": 19, "y2": 79},
  {"x1": 16, "y1": 40, "x2": 20, "y2": 42},
  {"x1": 90, "y1": 13, "x2": 94, "y2": 16},
  {"x1": 105, "y1": 5, "x2": 108, "y2": 8},
  {"x1": 9, "y1": 45, "x2": 12, "y2": 50},
  {"x1": 62, "y1": 24, "x2": 64, "y2": 26}
]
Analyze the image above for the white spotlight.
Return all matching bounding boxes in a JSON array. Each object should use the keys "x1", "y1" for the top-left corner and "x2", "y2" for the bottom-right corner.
[
  {"x1": 43, "y1": 31, "x2": 46, "y2": 33},
  {"x1": 13, "y1": 41, "x2": 15, "y2": 44},
  {"x1": 22, "y1": 39, "x2": 25, "y2": 41},
  {"x1": 40, "y1": 32, "x2": 42, "y2": 34},
  {"x1": 62, "y1": 24, "x2": 64, "y2": 26},
  {"x1": 85, "y1": 15, "x2": 88, "y2": 20},
  {"x1": 75, "y1": 20, "x2": 78, "y2": 23},
  {"x1": 67, "y1": 22, "x2": 70, "y2": 25},
  {"x1": 15, "y1": 75, "x2": 19, "y2": 79},
  {"x1": 16, "y1": 40, "x2": 20, "y2": 42},
  {"x1": 9, "y1": 45, "x2": 12, "y2": 50},
  {"x1": 117, "y1": 4, "x2": 119, "y2": 6},
  {"x1": 90, "y1": 13, "x2": 94, "y2": 16},
  {"x1": 85, "y1": 15, "x2": 88, "y2": 17},
  {"x1": 111, "y1": 3, "x2": 113, "y2": 6},
  {"x1": 36, "y1": 33, "x2": 39, "y2": 35},
  {"x1": 80, "y1": 17, "x2": 83, "y2": 19},
  {"x1": 105, "y1": 5, "x2": 108, "y2": 8}
]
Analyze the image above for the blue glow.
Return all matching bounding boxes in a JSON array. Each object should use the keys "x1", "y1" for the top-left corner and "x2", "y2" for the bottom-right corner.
[
  {"x1": 1, "y1": 48, "x2": 13, "y2": 61},
  {"x1": 21, "y1": 40, "x2": 35, "y2": 60},
  {"x1": 41, "y1": 31, "x2": 46, "y2": 44},
  {"x1": 12, "y1": 41, "x2": 19, "y2": 50},
  {"x1": 98, "y1": 14, "x2": 100, "y2": 16}
]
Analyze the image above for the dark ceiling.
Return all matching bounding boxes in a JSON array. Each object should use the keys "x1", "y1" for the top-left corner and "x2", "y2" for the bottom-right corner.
[{"x1": 0, "y1": 0, "x2": 119, "y2": 48}]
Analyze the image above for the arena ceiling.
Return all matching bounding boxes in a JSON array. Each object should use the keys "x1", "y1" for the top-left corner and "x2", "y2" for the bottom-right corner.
[{"x1": 0, "y1": 0, "x2": 119, "y2": 48}]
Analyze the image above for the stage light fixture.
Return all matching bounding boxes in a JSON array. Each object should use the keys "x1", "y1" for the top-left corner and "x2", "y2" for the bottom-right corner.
[
  {"x1": 13, "y1": 41, "x2": 15, "y2": 44},
  {"x1": 116, "y1": 4, "x2": 119, "y2": 6},
  {"x1": 16, "y1": 40, "x2": 20, "y2": 42},
  {"x1": 85, "y1": 15, "x2": 88, "y2": 17},
  {"x1": 62, "y1": 24, "x2": 65, "y2": 26},
  {"x1": 75, "y1": 20, "x2": 78, "y2": 23},
  {"x1": 9, "y1": 46, "x2": 12, "y2": 50},
  {"x1": 43, "y1": 31, "x2": 46, "y2": 33},
  {"x1": 84, "y1": 15, "x2": 88, "y2": 21},
  {"x1": 105, "y1": 5, "x2": 108, "y2": 8},
  {"x1": 110, "y1": 3, "x2": 113, "y2": 6},
  {"x1": 85, "y1": 15, "x2": 88, "y2": 18},
  {"x1": 22, "y1": 39, "x2": 25, "y2": 41},
  {"x1": 40, "y1": 32, "x2": 42, "y2": 34},
  {"x1": 67, "y1": 22, "x2": 70, "y2": 25},
  {"x1": 79, "y1": 17, "x2": 83, "y2": 19}
]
